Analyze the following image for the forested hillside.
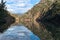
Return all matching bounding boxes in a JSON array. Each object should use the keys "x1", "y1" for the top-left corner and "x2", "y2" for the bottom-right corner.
[{"x1": 21, "y1": 0, "x2": 60, "y2": 40}]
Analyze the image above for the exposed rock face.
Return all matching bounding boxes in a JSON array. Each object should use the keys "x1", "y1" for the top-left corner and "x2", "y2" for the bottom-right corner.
[
  {"x1": 38, "y1": 0, "x2": 60, "y2": 40},
  {"x1": 37, "y1": 0, "x2": 60, "y2": 40},
  {"x1": 22, "y1": 0, "x2": 60, "y2": 40},
  {"x1": 23, "y1": 0, "x2": 56, "y2": 21}
]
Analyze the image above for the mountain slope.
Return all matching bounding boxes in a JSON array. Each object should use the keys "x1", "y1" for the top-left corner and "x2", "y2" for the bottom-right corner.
[
  {"x1": 22, "y1": 0, "x2": 56, "y2": 21},
  {"x1": 21, "y1": 0, "x2": 60, "y2": 40}
]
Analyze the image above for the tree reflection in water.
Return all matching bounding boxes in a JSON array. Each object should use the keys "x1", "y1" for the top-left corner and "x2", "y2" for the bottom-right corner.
[{"x1": 21, "y1": 20, "x2": 54, "y2": 40}]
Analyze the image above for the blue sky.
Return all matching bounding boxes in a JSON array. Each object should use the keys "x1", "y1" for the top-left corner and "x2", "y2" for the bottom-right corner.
[{"x1": 0, "y1": 0, "x2": 40, "y2": 14}]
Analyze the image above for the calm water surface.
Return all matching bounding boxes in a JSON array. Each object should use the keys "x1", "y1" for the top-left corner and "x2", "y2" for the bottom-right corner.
[
  {"x1": 0, "y1": 20, "x2": 58, "y2": 40},
  {"x1": 0, "y1": 25, "x2": 40, "y2": 40}
]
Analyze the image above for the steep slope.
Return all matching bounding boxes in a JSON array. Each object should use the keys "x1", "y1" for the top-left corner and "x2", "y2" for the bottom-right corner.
[
  {"x1": 22, "y1": 0, "x2": 56, "y2": 21},
  {"x1": 21, "y1": 0, "x2": 60, "y2": 40},
  {"x1": 0, "y1": 0, "x2": 15, "y2": 33},
  {"x1": 38, "y1": 0, "x2": 60, "y2": 40},
  {"x1": 0, "y1": 9, "x2": 15, "y2": 33}
]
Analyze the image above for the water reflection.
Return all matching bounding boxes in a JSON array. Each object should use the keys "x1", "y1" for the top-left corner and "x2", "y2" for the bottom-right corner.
[
  {"x1": 21, "y1": 21, "x2": 54, "y2": 40},
  {"x1": 0, "y1": 25, "x2": 40, "y2": 40},
  {"x1": 1, "y1": 18, "x2": 59, "y2": 40}
]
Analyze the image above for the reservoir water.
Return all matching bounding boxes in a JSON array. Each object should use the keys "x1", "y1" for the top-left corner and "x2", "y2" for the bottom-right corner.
[
  {"x1": 0, "y1": 18, "x2": 59, "y2": 40},
  {"x1": 0, "y1": 24, "x2": 40, "y2": 40}
]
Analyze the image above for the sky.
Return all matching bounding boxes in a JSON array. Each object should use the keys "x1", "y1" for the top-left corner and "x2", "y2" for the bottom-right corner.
[{"x1": 0, "y1": 0, "x2": 40, "y2": 14}]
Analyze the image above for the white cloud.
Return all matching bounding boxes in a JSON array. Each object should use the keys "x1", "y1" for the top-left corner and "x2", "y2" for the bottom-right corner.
[
  {"x1": 7, "y1": 9, "x2": 14, "y2": 12},
  {"x1": 0, "y1": 0, "x2": 39, "y2": 14},
  {"x1": 5, "y1": 0, "x2": 33, "y2": 13},
  {"x1": 16, "y1": 3, "x2": 26, "y2": 7}
]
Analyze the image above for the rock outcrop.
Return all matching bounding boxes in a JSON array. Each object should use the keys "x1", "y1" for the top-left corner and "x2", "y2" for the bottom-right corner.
[{"x1": 21, "y1": 0, "x2": 60, "y2": 40}]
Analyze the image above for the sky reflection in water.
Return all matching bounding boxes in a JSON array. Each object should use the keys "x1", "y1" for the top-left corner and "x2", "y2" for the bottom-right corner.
[{"x1": 0, "y1": 26, "x2": 40, "y2": 40}]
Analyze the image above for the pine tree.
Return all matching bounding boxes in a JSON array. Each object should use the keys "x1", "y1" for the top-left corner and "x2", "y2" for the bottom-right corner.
[{"x1": 0, "y1": 0, "x2": 6, "y2": 10}]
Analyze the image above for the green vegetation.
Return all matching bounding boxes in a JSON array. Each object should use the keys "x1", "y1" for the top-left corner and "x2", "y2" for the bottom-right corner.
[
  {"x1": 0, "y1": 0, "x2": 60, "y2": 40},
  {"x1": 0, "y1": 0, "x2": 15, "y2": 33},
  {"x1": 39, "y1": 0, "x2": 60, "y2": 40},
  {"x1": 20, "y1": 0, "x2": 60, "y2": 40}
]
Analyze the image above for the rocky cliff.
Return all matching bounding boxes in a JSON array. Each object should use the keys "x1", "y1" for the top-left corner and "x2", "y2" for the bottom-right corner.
[
  {"x1": 21, "y1": 0, "x2": 60, "y2": 40},
  {"x1": 22, "y1": 0, "x2": 56, "y2": 20}
]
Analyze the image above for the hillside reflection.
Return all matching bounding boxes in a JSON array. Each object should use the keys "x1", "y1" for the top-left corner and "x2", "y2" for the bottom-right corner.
[
  {"x1": 21, "y1": 17, "x2": 60, "y2": 40},
  {"x1": 21, "y1": 21, "x2": 53, "y2": 40},
  {"x1": 0, "y1": 18, "x2": 60, "y2": 40}
]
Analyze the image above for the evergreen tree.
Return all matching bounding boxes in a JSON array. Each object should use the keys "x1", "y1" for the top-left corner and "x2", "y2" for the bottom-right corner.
[{"x1": 0, "y1": 0, "x2": 6, "y2": 10}]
